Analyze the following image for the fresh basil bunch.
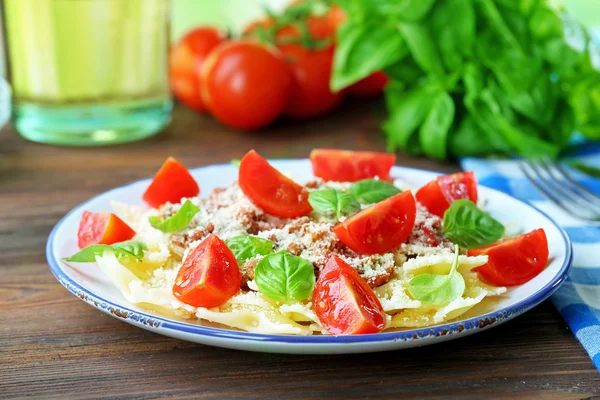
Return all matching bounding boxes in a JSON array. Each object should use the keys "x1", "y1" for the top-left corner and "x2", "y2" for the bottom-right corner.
[{"x1": 332, "y1": 0, "x2": 600, "y2": 160}]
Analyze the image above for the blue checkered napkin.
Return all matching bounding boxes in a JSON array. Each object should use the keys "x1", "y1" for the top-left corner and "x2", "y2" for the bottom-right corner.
[{"x1": 460, "y1": 148, "x2": 600, "y2": 370}]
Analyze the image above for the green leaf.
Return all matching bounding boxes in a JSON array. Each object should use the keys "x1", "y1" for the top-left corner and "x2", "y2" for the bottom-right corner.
[
  {"x1": 231, "y1": 159, "x2": 241, "y2": 168},
  {"x1": 226, "y1": 235, "x2": 274, "y2": 264},
  {"x1": 65, "y1": 240, "x2": 148, "y2": 263},
  {"x1": 408, "y1": 245, "x2": 465, "y2": 305},
  {"x1": 148, "y1": 200, "x2": 200, "y2": 233},
  {"x1": 254, "y1": 252, "x2": 316, "y2": 303},
  {"x1": 308, "y1": 189, "x2": 361, "y2": 219},
  {"x1": 383, "y1": 82, "x2": 438, "y2": 154},
  {"x1": 568, "y1": 161, "x2": 600, "y2": 178},
  {"x1": 449, "y1": 116, "x2": 498, "y2": 157},
  {"x1": 350, "y1": 179, "x2": 401, "y2": 204},
  {"x1": 442, "y1": 199, "x2": 505, "y2": 249},
  {"x1": 331, "y1": 20, "x2": 407, "y2": 91},
  {"x1": 418, "y1": 91, "x2": 455, "y2": 160},
  {"x1": 398, "y1": 22, "x2": 445, "y2": 79},
  {"x1": 430, "y1": 0, "x2": 475, "y2": 71},
  {"x1": 371, "y1": 0, "x2": 435, "y2": 21}
]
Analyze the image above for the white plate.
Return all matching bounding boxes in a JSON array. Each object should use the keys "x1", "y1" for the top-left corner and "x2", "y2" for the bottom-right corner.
[{"x1": 46, "y1": 160, "x2": 572, "y2": 354}]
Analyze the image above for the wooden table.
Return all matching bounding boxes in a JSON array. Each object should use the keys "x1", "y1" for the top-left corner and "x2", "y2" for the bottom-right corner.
[{"x1": 2, "y1": 102, "x2": 599, "y2": 399}]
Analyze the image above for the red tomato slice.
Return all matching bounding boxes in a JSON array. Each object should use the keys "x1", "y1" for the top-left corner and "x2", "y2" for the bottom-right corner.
[
  {"x1": 415, "y1": 171, "x2": 478, "y2": 217},
  {"x1": 347, "y1": 71, "x2": 390, "y2": 97},
  {"x1": 468, "y1": 229, "x2": 549, "y2": 286},
  {"x1": 77, "y1": 211, "x2": 135, "y2": 249},
  {"x1": 172, "y1": 234, "x2": 241, "y2": 307},
  {"x1": 239, "y1": 150, "x2": 312, "y2": 218},
  {"x1": 310, "y1": 149, "x2": 396, "y2": 182},
  {"x1": 314, "y1": 256, "x2": 386, "y2": 335},
  {"x1": 334, "y1": 191, "x2": 416, "y2": 255},
  {"x1": 143, "y1": 157, "x2": 200, "y2": 208}
]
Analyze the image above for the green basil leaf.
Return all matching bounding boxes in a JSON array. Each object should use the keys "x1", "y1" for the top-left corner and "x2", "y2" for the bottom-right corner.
[
  {"x1": 418, "y1": 91, "x2": 455, "y2": 160},
  {"x1": 443, "y1": 199, "x2": 505, "y2": 249},
  {"x1": 308, "y1": 189, "x2": 361, "y2": 219},
  {"x1": 350, "y1": 179, "x2": 401, "y2": 204},
  {"x1": 148, "y1": 200, "x2": 200, "y2": 233},
  {"x1": 370, "y1": 0, "x2": 435, "y2": 21},
  {"x1": 430, "y1": 0, "x2": 475, "y2": 71},
  {"x1": 231, "y1": 159, "x2": 241, "y2": 168},
  {"x1": 408, "y1": 245, "x2": 465, "y2": 305},
  {"x1": 449, "y1": 116, "x2": 498, "y2": 157},
  {"x1": 226, "y1": 235, "x2": 274, "y2": 264},
  {"x1": 568, "y1": 160, "x2": 600, "y2": 178},
  {"x1": 331, "y1": 20, "x2": 407, "y2": 91},
  {"x1": 65, "y1": 240, "x2": 147, "y2": 263},
  {"x1": 254, "y1": 252, "x2": 316, "y2": 303},
  {"x1": 383, "y1": 82, "x2": 438, "y2": 154},
  {"x1": 398, "y1": 22, "x2": 445, "y2": 79}
]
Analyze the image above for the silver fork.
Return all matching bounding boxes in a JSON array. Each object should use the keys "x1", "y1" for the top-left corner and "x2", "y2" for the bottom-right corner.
[{"x1": 520, "y1": 157, "x2": 600, "y2": 222}]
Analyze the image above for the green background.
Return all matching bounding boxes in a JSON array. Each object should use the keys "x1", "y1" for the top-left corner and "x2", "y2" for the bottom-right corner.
[{"x1": 171, "y1": 0, "x2": 600, "y2": 41}]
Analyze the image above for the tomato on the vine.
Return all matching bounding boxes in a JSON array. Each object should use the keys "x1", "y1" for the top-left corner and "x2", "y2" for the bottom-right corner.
[
  {"x1": 200, "y1": 40, "x2": 293, "y2": 130},
  {"x1": 279, "y1": 40, "x2": 342, "y2": 119},
  {"x1": 348, "y1": 71, "x2": 390, "y2": 97},
  {"x1": 169, "y1": 27, "x2": 225, "y2": 112}
]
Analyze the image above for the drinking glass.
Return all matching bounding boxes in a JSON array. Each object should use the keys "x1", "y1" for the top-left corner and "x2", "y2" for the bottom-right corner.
[{"x1": 2, "y1": 0, "x2": 172, "y2": 145}]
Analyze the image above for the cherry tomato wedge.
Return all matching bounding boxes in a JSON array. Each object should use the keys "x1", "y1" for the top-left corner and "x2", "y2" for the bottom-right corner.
[
  {"x1": 172, "y1": 234, "x2": 241, "y2": 307},
  {"x1": 77, "y1": 211, "x2": 135, "y2": 249},
  {"x1": 347, "y1": 71, "x2": 390, "y2": 97},
  {"x1": 239, "y1": 150, "x2": 312, "y2": 218},
  {"x1": 200, "y1": 40, "x2": 293, "y2": 130},
  {"x1": 169, "y1": 27, "x2": 225, "y2": 112},
  {"x1": 143, "y1": 157, "x2": 200, "y2": 208},
  {"x1": 314, "y1": 255, "x2": 386, "y2": 335},
  {"x1": 310, "y1": 149, "x2": 396, "y2": 182},
  {"x1": 415, "y1": 171, "x2": 478, "y2": 217},
  {"x1": 334, "y1": 191, "x2": 416, "y2": 255},
  {"x1": 468, "y1": 229, "x2": 549, "y2": 286}
]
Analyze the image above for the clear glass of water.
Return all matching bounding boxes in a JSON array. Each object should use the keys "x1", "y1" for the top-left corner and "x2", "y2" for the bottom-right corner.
[{"x1": 2, "y1": 0, "x2": 172, "y2": 146}]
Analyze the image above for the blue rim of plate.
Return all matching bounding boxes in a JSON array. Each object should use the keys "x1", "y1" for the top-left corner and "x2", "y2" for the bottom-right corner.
[{"x1": 46, "y1": 163, "x2": 573, "y2": 345}]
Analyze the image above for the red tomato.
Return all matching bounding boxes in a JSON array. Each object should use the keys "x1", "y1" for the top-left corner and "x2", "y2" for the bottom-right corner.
[
  {"x1": 243, "y1": 17, "x2": 275, "y2": 36},
  {"x1": 169, "y1": 27, "x2": 225, "y2": 112},
  {"x1": 278, "y1": 41, "x2": 342, "y2": 119},
  {"x1": 286, "y1": 1, "x2": 346, "y2": 38},
  {"x1": 314, "y1": 256, "x2": 386, "y2": 335},
  {"x1": 334, "y1": 191, "x2": 416, "y2": 255},
  {"x1": 310, "y1": 149, "x2": 396, "y2": 182},
  {"x1": 143, "y1": 157, "x2": 200, "y2": 208},
  {"x1": 77, "y1": 211, "x2": 135, "y2": 249},
  {"x1": 415, "y1": 171, "x2": 478, "y2": 217},
  {"x1": 172, "y1": 234, "x2": 241, "y2": 307},
  {"x1": 238, "y1": 150, "x2": 312, "y2": 218},
  {"x1": 200, "y1": 40, "x2": 293, "y2": 130},
  {"x1": 347, "y1": 71, "x2": 390, "y2": 97},
  {"x1": 468, "y1": 229, "x2": 549, "y2": 286}
]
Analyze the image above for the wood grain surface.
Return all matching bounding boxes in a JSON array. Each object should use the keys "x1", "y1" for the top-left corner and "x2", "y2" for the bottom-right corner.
[{"x1": 1, "y1": 102, "x2": 598, "y2": 399}]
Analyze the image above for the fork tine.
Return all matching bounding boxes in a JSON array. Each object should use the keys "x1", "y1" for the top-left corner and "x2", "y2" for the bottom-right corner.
[
  {"x1": 520, "y1": 162, "x2": 600, "y2": 221},
  {"x1": 551, "y1": 159, "x2": 600, "y2": 202},
  {"x1": 536, "y1": 158, "x2": 600, "y2": 215},
  {"x1": 526, "y1": 160, "x2": 598, "y2": 211}
]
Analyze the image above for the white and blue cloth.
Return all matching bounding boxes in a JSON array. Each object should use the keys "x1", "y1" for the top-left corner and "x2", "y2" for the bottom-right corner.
[{"x1": 461, "y1": 143, "x2": 600, "y2": 370}]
